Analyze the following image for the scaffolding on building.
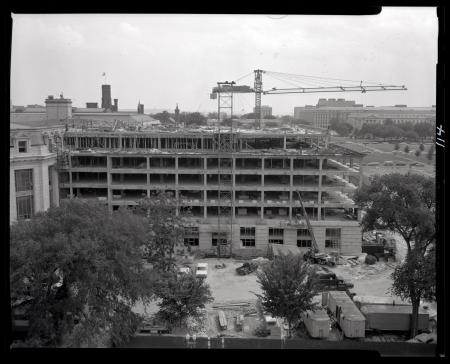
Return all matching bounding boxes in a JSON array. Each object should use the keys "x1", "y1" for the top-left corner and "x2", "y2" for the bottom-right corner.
[{"x1": 215, "y1": 82, "x2": 236, "y2": 258}]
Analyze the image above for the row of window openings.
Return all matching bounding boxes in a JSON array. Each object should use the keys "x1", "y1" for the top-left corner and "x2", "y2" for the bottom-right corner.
[{"x1": 183, "y1": 227, "x2": 341, "y2": 248}]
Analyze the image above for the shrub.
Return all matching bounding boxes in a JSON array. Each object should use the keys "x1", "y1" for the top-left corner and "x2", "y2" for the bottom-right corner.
[
  {"x1": 415, "y1": 150, "x2": 421, "y2": 157},
  {"x1": 253, "y1": 322, "x2": 271, "y2": 337},
  {"x1": 419, "y1": 143, "x2": 425, "y2": 151},
  {"x1": 365, "y1": 255, "x2": 377, "y2": 265},
  {"x1": 404, "y1": 145, "x2": 410, "y2": 153}
]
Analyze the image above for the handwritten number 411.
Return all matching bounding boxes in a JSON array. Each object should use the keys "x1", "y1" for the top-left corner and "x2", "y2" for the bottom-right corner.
[{"x1": 436, "y1": 125, "x2": 445, "y2": 148}]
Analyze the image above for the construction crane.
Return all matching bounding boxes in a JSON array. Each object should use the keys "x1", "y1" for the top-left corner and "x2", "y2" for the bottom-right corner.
[
  {"x1": 209, "y1": 70, "x2": 407, "y2": 257},
  {"x1": 211, "y1": 69, "x2": 407, "y2": 129},
  {"x1": 295, "y1": 190, "x2": 337, "y2": 266}
]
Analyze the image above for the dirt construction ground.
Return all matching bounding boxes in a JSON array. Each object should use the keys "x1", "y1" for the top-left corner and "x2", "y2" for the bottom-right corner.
[{"x1": 133, "y1": 234, "x2": 436, "y2": 338}]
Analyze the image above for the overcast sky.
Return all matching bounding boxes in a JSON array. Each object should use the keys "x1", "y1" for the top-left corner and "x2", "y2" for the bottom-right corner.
[{"x1": 11, "y1": 8, "x2": 438, "y2": 115}]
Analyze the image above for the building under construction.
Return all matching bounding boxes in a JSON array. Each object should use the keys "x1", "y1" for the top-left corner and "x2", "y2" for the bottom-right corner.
[{"x1": 57, "y1": 124, "x2": 365, "y2": 257}]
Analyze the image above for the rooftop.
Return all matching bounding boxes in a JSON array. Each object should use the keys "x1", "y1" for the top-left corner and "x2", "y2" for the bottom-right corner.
[{"x1": 360, "y1": 305, "x2": 428, "y2": 315}]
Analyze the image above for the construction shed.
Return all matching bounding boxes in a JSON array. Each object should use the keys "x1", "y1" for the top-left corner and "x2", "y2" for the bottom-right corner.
[
  {"x1": 360, "y1": 305, "x2": 429, "y2": 332},
  {"x1": 301, "y1": 308, "x2": 331, "y2": 339},
  {"x1": 352, "y1": 295, "x2": 410, "y2": 309},
  {"x1": 324, "y1": 291, "x2": 366, "y2": 338}
]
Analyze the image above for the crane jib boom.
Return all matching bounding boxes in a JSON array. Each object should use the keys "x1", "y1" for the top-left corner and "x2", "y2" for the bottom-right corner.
[
  {"x1": 263, "y1": 85, "x2": 407, "y2": 95},
  {"x1": 295, "y1": 191, "x2": 319, "y2": 253}
]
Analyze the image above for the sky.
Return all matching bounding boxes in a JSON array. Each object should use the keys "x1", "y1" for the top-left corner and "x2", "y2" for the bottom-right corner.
[{"x1": 10, "y1": 9, "x2": 438, "y2": 115}]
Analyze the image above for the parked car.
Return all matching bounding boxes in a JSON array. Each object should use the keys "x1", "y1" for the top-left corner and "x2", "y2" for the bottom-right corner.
[
  {"x1": 236, "y1": 261, "x2": 258, "y2": 275},
  {"x1": 196, "y1": 263, "x2": 208, "y2": 278},
  {"x1": 179, "y1": 267, "x2": 191, "y2": 275}
]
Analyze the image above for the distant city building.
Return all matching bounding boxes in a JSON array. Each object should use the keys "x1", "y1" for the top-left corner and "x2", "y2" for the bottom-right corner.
[
  {"x1": 137, "y1": 101, "x2": 144, "y2": 114},
  {"x1": 175, "y1": 104, "x2": 180, "y2": 124},
  {"x1": 294, "y1": 99, "x2": 436, "y2": 129},
  {"x1": 45, "y1": 95, "x2": 72, "y2": 121},
  {"x1": 86, "y1": 102, "x2": 99, "y2": 108},
  {"x1": 10, "y1": 125, "x2": 60, "y2": 224},
  {"x1": 254, "y1": 105, "x2": 272, "y2": 119}
]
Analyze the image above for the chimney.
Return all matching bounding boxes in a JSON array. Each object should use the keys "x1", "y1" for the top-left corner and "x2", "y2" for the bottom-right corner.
[
  {"x1": 101, "y1": 84, "x2": 112, "y2": 110},
  {"x1": 114, "y1": 99, "x2": 118, "y2": 112}
]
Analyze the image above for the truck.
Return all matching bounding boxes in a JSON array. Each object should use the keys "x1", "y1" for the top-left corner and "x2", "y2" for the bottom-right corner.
[
  {"x1": 362, "y1": 231, "x2": 396, "y2": 261},
  {"x1": 316, "y1": 267, "x2": 354, "y2": 292}
]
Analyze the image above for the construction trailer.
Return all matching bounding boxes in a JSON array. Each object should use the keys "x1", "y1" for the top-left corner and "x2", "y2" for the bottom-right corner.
[
  {"x1": 301, "y1": 308, "x2": 331, "y2": 339},
  {"x1": 323, "y1": 291, "x2": 366, "y2": 338},
  {"x1": 352, "y1": 295, "x2": 410, "y2": 309},
  {"x1": 360, "y1": 305, "x2": 429, "y2": 332}
]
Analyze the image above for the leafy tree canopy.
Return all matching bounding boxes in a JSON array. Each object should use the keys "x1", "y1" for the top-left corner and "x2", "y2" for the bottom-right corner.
[
  {"x1": 134, "y1": 191, "x2": 189, "y2": 273},
  {"x1": 10, "y1": 200, "x2": 156, "y2": 347},
  {"x1": 155, "y1": 271, "x2": 213, "y2": 329},
  {"x1": 255, "y1": 252, "x2": 319, "y2": 337},
  {"x1": 354, "y1": 173, "x2": 435, "y2": 253}
]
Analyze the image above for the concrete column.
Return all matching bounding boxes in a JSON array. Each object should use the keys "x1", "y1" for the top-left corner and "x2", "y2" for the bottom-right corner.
[
  {"x1": 51, "y1": 164, "x2": 60, "y2": 207},
  {"x1": 290, "y1": 158, "x2": 293, "y2": 172},
  {"x1": 359, "y1": 163, "x2": 364, "y2": 188},
  {"x1": 289, "y1": 190, "x2": 292, "y2": 220},
  {"x1": 283, "y1": 135, "x2": 287, "y2": 150},
  {"x1": 232, "y1": 190, "x2": 235, "y2": 219},
  {"x1": 317, "y1": 191, "x2": 322, "y2": 219},
  {"x1": 204, "y1": 189, "x2": 207, "y2": 219},
  {"x1": 107, "y1": 156, "x2": 112, "y2": 211},
  {"x1": 10, "y1": 167, "x2": 17, "y2": 223},
  {"x1": 68, "y1": 154, "x2": 73, "y2": 198}
]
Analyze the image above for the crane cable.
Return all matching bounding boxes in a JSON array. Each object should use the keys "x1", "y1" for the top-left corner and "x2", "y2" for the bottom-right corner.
[
  {"x1": 265, "y1": 70, "x2": 385, "y2": 86},
  {"x1": 267, "y1": 71, "x2": 363, "y2": 87},
  {"x1": 233, "y1": 71, "x2": 254, "y2": 83}
]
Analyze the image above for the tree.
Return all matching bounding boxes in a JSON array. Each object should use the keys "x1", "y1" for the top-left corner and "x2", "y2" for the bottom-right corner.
[
  {"x1": 179, "y1": 112, "x2": 207, "y2": 126},
  {"x1": 384, "y1": 118, "x2": 394, "y2": 126},
  {"x1": 415, "y1": 149, "x2": 421, "y2": 157},
  {"x1": 329, "y1": 118, "x2": 353, "y2": 137},
  {"x1": 255, "y1": 252, "x2": 318, "y2": 338},
  {"x1": 280, "y1": 115, "x2": 294, "y2": 125},
  {"x1": 220, "y1": 118, "x2": 233, "y2": 126},
  {"x1": 240, "y1": 112, "x2": 257, "y2": 119},
  {"x1": 391, "y1": 246, "x2": 436, "y2": 338},
  {"x1": 264, "y1": 121, "x2": 280, "y2": 128},
  {"x1": 354, "y1": 173, "x2": 435, "y2": 337},
  {"x1": 155, "y1": 271, "x2": 213, "y2": 330},
  {"x1": 404, "y1": 130, "x2": 419, "y2": 142},
  {"x1": 10, "y1": 200, "x2": 156, "y2": 347},
  {"x1": 404, "y1": 145, "x2": 410, "y2": 153},
  {"x1": 394, "y1": 143, "x2": 400, "y2": 151},
  {"x1": 414, "y1": 122, "x2": 435, "y2": 142},
  {"x1": 419, "y1": 143, "x2": 425, "y2": 151},
  {"x1": 427, "y1": 145, "x2": 435, "y2": 160},
  {"x1": 151, "y1": 111, "x2": 172, "y2": 124},
  {"x1": 134, "y1": 191, "x2": 189, "y2": 273}
]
